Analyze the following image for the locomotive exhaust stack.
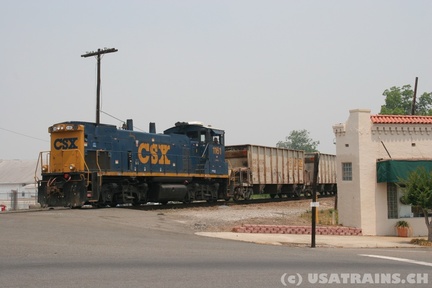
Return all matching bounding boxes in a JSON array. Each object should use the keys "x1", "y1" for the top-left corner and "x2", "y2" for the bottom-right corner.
[
  {"x1": 126, "y1": 119, "x2": 133, "y2": 131},
  {"x1": 149, "y1": 122, "x2": 156, "y2": 134}
]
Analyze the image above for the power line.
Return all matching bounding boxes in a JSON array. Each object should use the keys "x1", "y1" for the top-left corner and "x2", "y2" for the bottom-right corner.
[
  {"x1": 0, "y1": 126, "x2": 48, "y2": 142},
  {"x1": 100, "y1": 110, "x2": 145, "y2": 132},
  {"x1": 100, "y1": 110, "x2": 124, "y2": 123}
]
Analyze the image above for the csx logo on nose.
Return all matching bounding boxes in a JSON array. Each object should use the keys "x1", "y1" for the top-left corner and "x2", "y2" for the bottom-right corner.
[{"x1": 54, "y1": 138, "x2": 78, "y2": 150}]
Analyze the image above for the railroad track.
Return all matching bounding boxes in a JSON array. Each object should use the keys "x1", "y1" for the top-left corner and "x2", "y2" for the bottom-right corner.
[
  {"x1": 126, "y1": 193, "x2": 336, "y2": 211},
  {"x1": 19, "y1": 193, "x2": 335, "y2": 212}
]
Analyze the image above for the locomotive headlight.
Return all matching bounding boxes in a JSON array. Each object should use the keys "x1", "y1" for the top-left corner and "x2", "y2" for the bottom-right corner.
[
  {"x1": 69, "y1": 164, "x2": 76, "y2": 171},
  {"x1": 52, "y1": 125, "x2": 64, "y2": 132},
  {"x1": 42, "y1": 165, "x2": 48, "y2": 172},
  {"x1": 66, "y1": 125, "x2": 74, "y2": 131}
]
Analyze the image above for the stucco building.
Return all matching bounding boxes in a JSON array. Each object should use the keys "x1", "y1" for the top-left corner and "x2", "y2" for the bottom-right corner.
[{"x1": 333, "y1": 109, "x2": 431, "y2": 236}]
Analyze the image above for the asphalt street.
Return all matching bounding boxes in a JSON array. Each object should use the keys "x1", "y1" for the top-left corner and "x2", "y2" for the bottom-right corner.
[{"x1": 0, "y1": 208, "x2": 431, "y2": 288}]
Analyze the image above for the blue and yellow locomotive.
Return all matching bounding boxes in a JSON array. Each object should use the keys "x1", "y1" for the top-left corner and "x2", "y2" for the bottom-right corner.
[{"x1": 37, "y1": 120, "x2": 229, "y2": 207}]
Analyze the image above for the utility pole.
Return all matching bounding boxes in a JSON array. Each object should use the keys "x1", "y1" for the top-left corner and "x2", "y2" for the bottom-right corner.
[
  {"x1": 311, "y1": 153, "x2": 320, "y2": 248},
  {"x1": 81, "y1": 48, "x2": 118, "y2": 124},
  {"x1": 411, "y1": 77, "x2": 418, "y2": 115}
]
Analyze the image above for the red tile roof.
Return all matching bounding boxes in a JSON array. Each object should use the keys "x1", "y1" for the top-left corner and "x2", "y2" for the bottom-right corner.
[{"x1": 371, "y1": 115, "x2": 432, "y2": 124}]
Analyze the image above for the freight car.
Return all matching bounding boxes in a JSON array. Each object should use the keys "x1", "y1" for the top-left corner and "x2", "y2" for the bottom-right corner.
[
  {"x1": 304, "y1": 152, "x2": 337, "y2": 196},
  {"x1": 225, "y1": 144, "x2": 337, "y2": 200},
  {"x1": 36, "y1": 120, "x2": 229, "y2": 207}
]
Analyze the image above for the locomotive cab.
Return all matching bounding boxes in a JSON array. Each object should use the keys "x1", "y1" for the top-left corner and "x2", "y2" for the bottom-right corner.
[
  {"x1": 164, "y1": 121, "x2": 227, "y2": 176},
  {"x1": 164, "y1": 121, "x2": 224, "y2": 145}
]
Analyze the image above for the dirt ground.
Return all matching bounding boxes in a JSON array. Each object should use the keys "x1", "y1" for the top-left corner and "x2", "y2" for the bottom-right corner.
[{"x1": 160, "y1": 196, "x2": 336, "y2": 232}]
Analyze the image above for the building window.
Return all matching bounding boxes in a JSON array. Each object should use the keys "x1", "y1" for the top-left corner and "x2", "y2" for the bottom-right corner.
[
  {"x1": 342, "y1": 162, "x2": 352, "y2": 181},
  {"x1": 387, "y1": 183, "x2": 427, "y2": 219},
  {"x1": 387, "y1": 183, "x2": 398, "y2": 219}
]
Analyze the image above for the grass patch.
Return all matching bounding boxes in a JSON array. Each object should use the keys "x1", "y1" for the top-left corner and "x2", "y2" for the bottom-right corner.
[
  {"x1": 250, "y1": 194, "x2": 270, "y2": 200},
  {"x1": 410, "y1": 238, "x2": 432, "y2": 246},
  {"x1": 300, "y1": 208, "x2": 338, "y2": 226}
]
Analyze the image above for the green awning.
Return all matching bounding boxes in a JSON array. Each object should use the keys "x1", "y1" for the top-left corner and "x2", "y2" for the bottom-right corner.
[{"x1": 377, "y1": 160, "x2": 432, "y2": 183}]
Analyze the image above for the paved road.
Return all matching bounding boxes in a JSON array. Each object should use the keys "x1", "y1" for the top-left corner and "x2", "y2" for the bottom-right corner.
[{"x1": 0, "y1": 208, "x2": 431, "y2": 288}]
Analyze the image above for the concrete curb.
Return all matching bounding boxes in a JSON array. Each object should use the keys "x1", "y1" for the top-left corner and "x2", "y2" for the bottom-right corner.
[{"x1": 196, "y1": 232, "x2": 422, "y2": 248}]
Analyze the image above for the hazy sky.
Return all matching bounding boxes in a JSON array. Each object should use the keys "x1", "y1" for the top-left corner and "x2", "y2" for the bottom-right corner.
[{"x1": 1, "y1": 0, "x2": 431, "y2": 159}]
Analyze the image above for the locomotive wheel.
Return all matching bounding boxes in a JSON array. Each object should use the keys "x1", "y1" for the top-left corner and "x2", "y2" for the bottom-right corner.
[
  {"x1": 233, "y1": 195, "x2": 240, "y2": 202},
  {"x1": 244, "y1": 189, "x2": 252, "y2": 200},
  {"x1": 233, "y1": 188, "x2": 241, "y2": 202},
  {"x1": 182, "y1": 193, "x2": 192, "y2": 204}
]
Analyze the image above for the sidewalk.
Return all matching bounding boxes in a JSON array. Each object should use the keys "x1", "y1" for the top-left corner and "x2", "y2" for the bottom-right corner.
[{"x1": 196, "y1": 232, "x2": 423, "y2": 248}]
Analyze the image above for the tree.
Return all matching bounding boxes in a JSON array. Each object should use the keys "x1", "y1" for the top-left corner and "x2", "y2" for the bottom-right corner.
[
  {"x1": 400, "y1": 167, "x2": 432, "y2": 241},
  {"x1": 380, "y1": 85, "x2": 432, "y2": 115},
  {"x1": 276, "y1": 129, "x2": 319, "y2": 152}
]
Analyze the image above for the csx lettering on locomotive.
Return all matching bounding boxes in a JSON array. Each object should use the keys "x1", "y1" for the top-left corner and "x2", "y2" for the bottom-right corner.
[
  {"x1": 54, "y1": 138, "x2": 78, "y2": 150},
  {"x1": 138, "y1": 143, "x2": 171, "y2": 165}
]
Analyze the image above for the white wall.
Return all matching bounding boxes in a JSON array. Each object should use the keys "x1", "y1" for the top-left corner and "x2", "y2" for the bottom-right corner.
[
  {"x1": 334, "y1": 109, "x2": 431, "y2": 236},
  {"x1": 0, "y1": 183, "x2": 37, "y2": 211}
]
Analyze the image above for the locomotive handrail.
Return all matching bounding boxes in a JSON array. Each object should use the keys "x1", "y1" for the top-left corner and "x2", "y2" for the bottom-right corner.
[
  {"x1": 226, "y1": 159, "x2": 233, "y2": 170},
  {"x1": 34, "y1": 151, "x2": 50, "y2": 183},
  {"x1": 37, "y1": 148, "x2": 92, "y2": 187},
  {"x1": 95, "y1": 150, "x2": 102, "y2": 173},
  {"x1": 201, "y1": 143, "x2": 209, "y2": 158},
  {"x1": 95, "y1": 150, "x2": 103, "y2": 187},
  {"x1": 74, "y1": 148, "x2": 91, "y2": 187}
]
